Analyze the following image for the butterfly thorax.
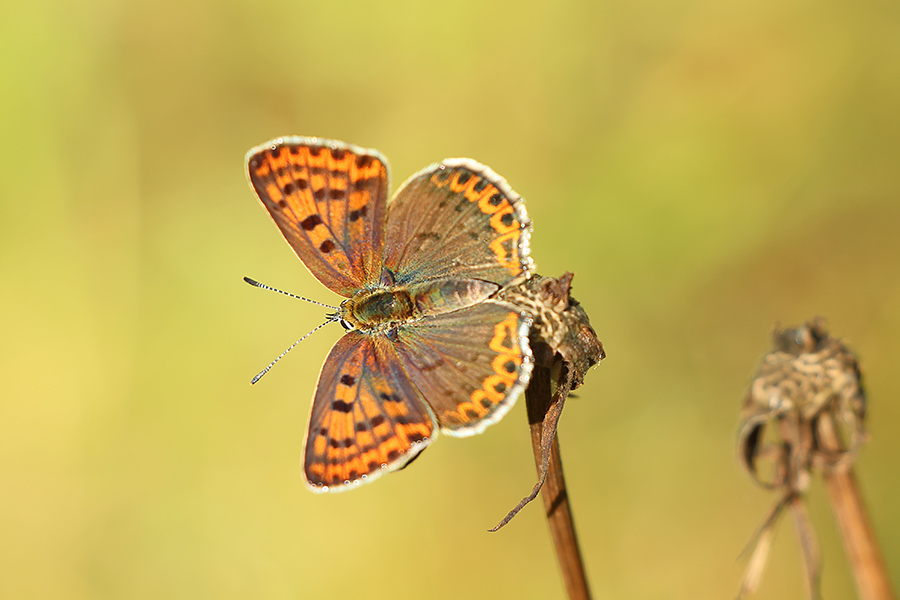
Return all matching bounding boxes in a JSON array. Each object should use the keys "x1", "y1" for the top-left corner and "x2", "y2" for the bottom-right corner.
[
  {"x1": 341, "y1": 278, "x2": 503, "y2": 331},
  {"x1": 342, "y1": 288, "x2": 416, "y2": 329}
]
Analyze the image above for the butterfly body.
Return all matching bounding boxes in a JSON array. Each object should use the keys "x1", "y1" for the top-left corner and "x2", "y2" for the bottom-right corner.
[
  {"x1": 340, "y1": 277, "x2": 505, "y2": 330},
  {"x1": 247, "y1": 137, "x2": 535, "y2": 491}
]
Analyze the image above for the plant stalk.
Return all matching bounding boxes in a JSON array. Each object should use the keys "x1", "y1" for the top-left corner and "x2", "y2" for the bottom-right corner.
[{"x1": 818, "y1": 414, "x2": 895, "y2": 600}]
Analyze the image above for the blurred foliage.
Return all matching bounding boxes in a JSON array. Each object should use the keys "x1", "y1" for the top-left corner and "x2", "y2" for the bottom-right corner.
[{"x1": 1, "y1": 0, "x2": 898, "y2": 598}]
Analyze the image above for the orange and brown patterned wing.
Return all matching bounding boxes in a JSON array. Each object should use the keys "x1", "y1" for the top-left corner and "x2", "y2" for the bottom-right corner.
[
  {"x1": 246, "y1": 137, "x2": 388, "y2": 296},
  {"x1": 393, "y1": 302, "x2": 533, "y2": 436},
  {"x1": 303, "y1": 331, "x2": 437, "y2": 491},
  {"x1": 383, "y1": 159, "x2": 533, "y2": 287}
]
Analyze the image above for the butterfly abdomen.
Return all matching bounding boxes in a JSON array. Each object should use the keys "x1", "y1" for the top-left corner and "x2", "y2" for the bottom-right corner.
[{"x1": 409, "y1": 279, "x2": 501, "y2": 316}]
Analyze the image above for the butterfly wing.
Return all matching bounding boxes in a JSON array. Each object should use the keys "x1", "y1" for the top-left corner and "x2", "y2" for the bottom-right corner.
[
  {"x1": 246, "y1": 137, "x2": 388, "y2": 296},
  {"x1": 383, "y1": 159, "x2": 534, "y2": 286},
  {"x1": 303, "y1": 331, "x2": 437, "y2": 491},
  {"x1": 393, "y1": 302, "x2": 533, "y2": 436}
]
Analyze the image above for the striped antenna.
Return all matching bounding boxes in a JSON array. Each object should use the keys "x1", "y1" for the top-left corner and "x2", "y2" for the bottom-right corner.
[
  {"x1": 243, "y1": 276, "x2": 339, "y2": 310},
  {"x1": 249, "y1": 318, "x2": 338, "y2": 384}
]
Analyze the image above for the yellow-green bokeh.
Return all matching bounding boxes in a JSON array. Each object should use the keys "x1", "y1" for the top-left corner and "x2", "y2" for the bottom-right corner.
[{"x1": 2, "y1": 1, "x2": 898, "y2": 598}]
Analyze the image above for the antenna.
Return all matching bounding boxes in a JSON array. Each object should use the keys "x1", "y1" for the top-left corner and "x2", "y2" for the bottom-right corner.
[
  {"x1": 249, "y1": 319, "x2": 338, "y2": 384},
  {"x1": 243, "y1": 276, "x2": 339, "y2": 310},
  {"x1": 244, "y1": 276, "x2": 343, "y2": 384}
]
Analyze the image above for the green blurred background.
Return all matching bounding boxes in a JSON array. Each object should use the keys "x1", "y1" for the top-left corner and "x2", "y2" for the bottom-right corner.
[{"x1": 2, "y1": 0, "x2": 898, "y2": 598}]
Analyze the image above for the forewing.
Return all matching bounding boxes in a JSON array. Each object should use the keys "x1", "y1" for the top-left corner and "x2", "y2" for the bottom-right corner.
[
  {"x1": 304, "y1": 331, "x2": 437, "y2": 491},
  {"x1": 393, "y1": 302, "x2": 533, "y2": 436},
  {"x1": 246, "y1": 137, "x2": 388, "y2": 296},
  {"x1": 384, "y1": 159, "x2": 533, "y2": 286}
]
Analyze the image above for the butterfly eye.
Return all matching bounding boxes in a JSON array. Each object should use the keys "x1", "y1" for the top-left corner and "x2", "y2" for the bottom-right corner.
[{"x1": 325, "y1": 309, "x2": 354, "y2": 331}]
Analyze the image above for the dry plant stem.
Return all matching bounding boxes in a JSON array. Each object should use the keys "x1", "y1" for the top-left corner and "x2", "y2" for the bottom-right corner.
[
  {"x1": 818, "y1": 414, "x2": 896, "y2": 600},
  {"x1": 526, "y1": 364, "x2": 592, "y2": 600}
]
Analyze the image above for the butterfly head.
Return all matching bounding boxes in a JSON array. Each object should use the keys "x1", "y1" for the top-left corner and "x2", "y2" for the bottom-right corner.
[{"x1": 327, "y1": 300, "x2": 357, "y2": 331}]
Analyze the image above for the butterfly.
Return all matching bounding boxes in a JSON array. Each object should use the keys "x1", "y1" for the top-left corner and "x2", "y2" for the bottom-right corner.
[{"x1": 246, "y1": 137, "x2": 535, "y2": 492}]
